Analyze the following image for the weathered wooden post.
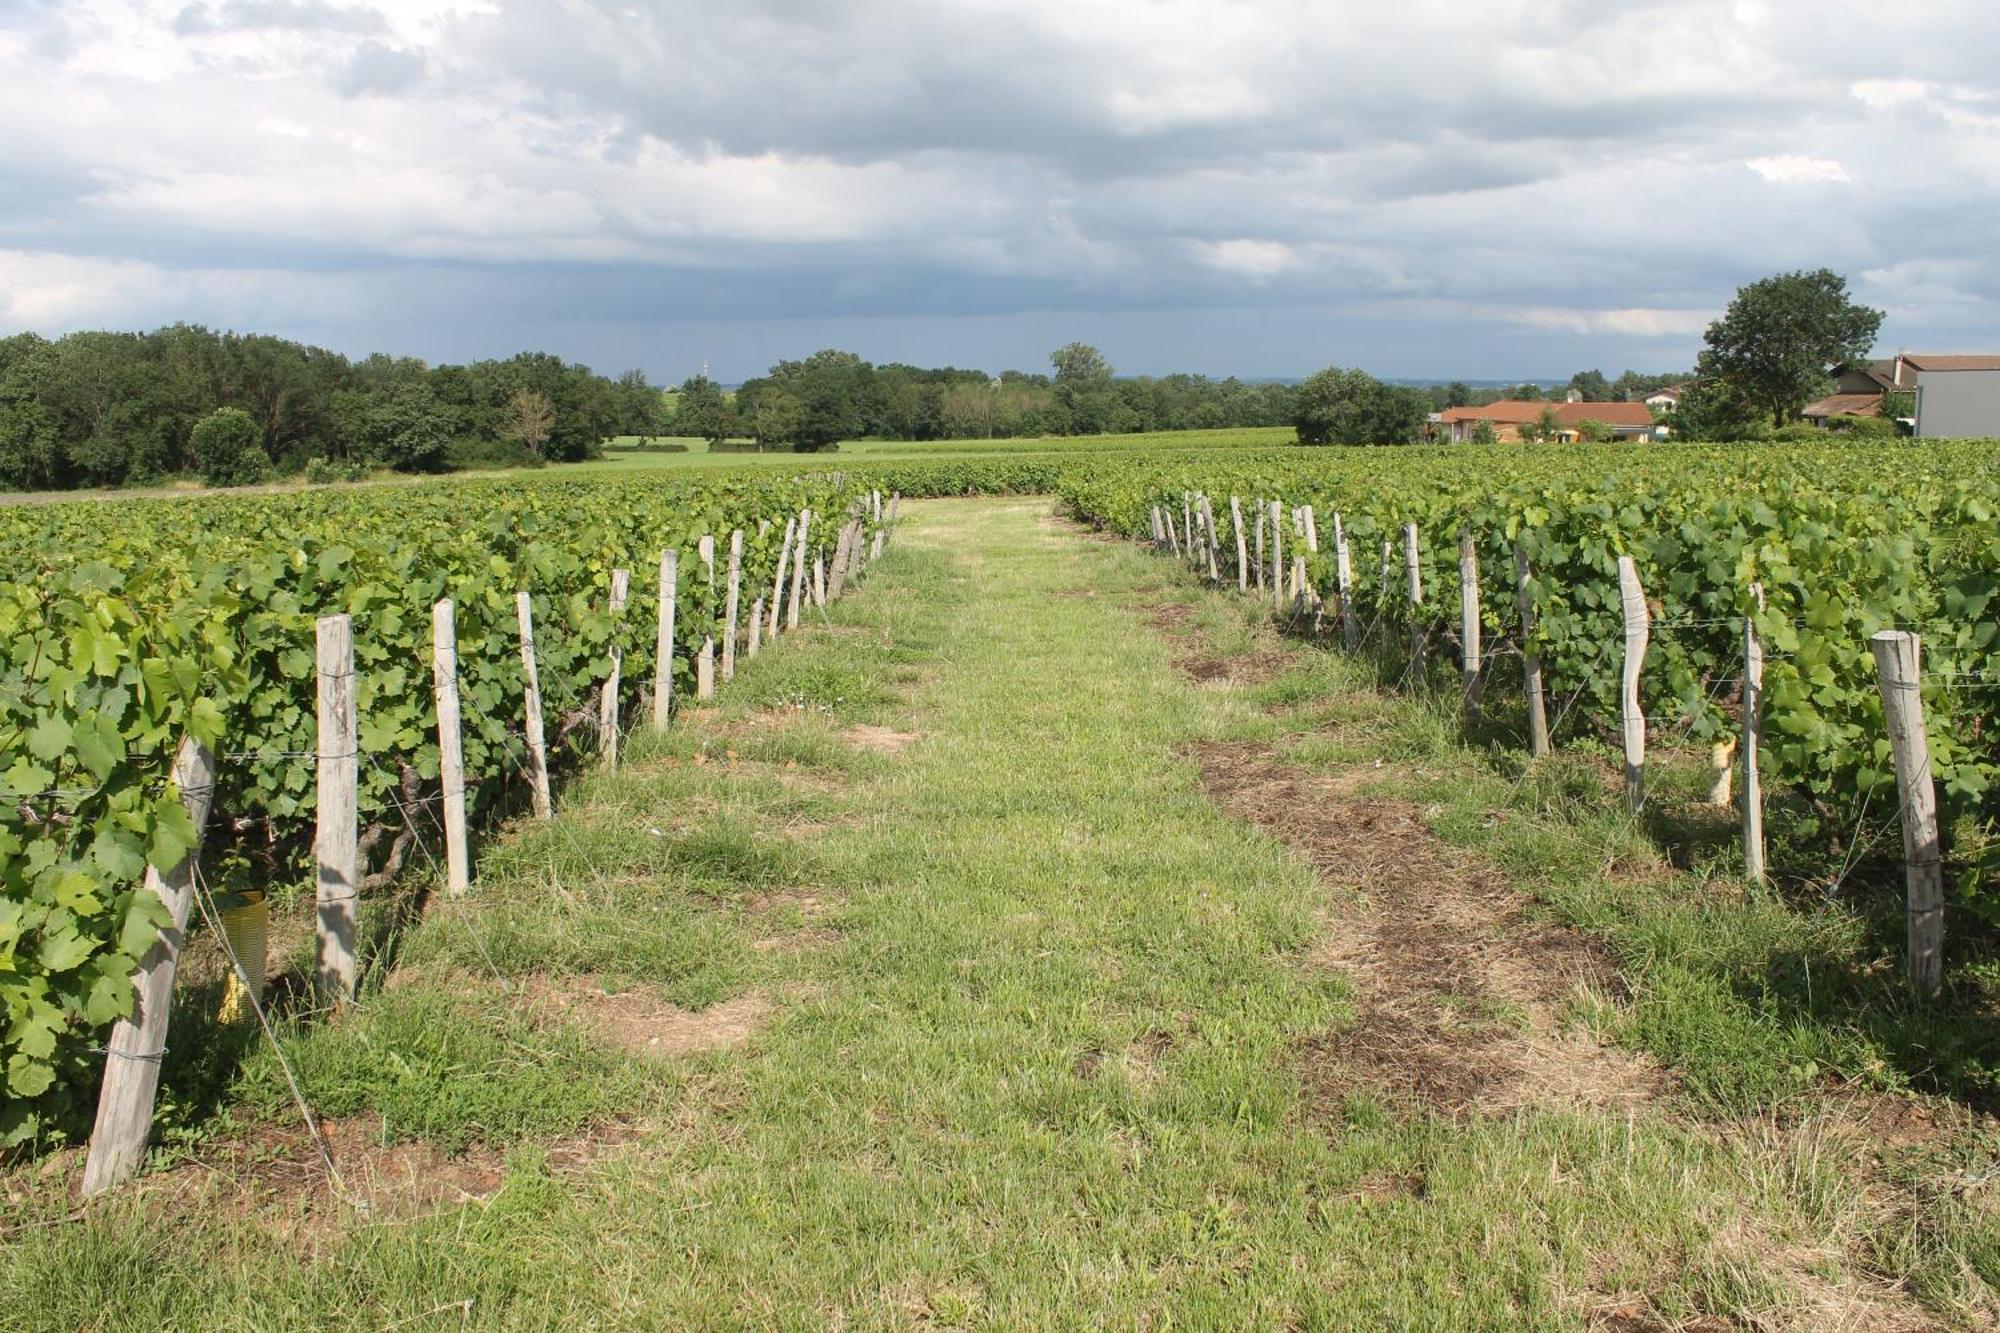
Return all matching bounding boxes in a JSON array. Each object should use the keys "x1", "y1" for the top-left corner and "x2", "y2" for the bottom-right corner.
[
  {"x1": 1231, "y1": 496, "x2": 1249, "y2": 591},
  {"x1": 1513, "y1": 546, "x2": 1550, "y2": 757},
  {"x1": 722, "y1": 530, "x2": 743, "y2": 681},
  {"x1": 696, "y1": 534, "x2": 716, "y2": 699},
  {"x1": 432, "y1": 598, "x2": 470, "y2": 894},
  {"x1": 81, "y1": 736, "x2": 217, "y2": 1195},
  {"x1": 1335, "y1": 513, "x2": 1356, "y2": 651},
  {"x1": 789, "y1": 509, "x2": 811, "y2": 630},
  {"x1": 1742, "y1": 583, "x2": 1766, "y2": 885},
  {"x1": 748, "y1": 597, "x2": 764, "y2": 656},
  {"x1": 1254, "y1": 503, "x2": 1267, "y2": 594},
  {"x1": 315, "y1": 614, "x2": 358, "y2": 1005},
  {"x1": 1458, "y1": 528, "x2": 1482, "y2": 723},
  {"x1": 1202, "y1": 495, "x2": 1220, "y2": 582},
  {"x1": 1269, "y1": 499, "x2": 1284, "y2": 610},
  {"x1": 1617, "y1": 556, "x2": 1649, "y2": 817},
  {"x1": 1403, "y1": 523, "x2": 1425, "y2": 683},
  {"x1": 518, "y1": 593, "x2": 555, "y2": 812},
  {"x1": 769, "y1": 516, "x2": 795, "y2": 641},
  {"x1": 652, "y1": 550, "x2": 677, "y2": 729},
  {"x1": 598, "y1": 568, "x2": 630, "y2": 772},
  {"x1": 1164, "y1": 508, "x2": 1182, "y2": 559},
  {"x1": 1870, "y1": 630, "x2": 1944, "y2": 996}
]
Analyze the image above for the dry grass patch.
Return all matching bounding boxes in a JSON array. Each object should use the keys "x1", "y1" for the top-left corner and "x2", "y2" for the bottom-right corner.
[{"x1": 520, "y1": 974, "x2": 773, "y2": 1058}]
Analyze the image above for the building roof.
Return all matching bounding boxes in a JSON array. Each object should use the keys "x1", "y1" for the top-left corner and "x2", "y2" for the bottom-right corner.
[
  {"x1": 1443, "y1": 400, "x2": 1656, "y2": 429},
  {"x1": 1897, "y1": 354, "x2": 2000, "y2": 373},
  {"x1": 1801, "y1": 392, "x2": 1883, "y2": 419}
]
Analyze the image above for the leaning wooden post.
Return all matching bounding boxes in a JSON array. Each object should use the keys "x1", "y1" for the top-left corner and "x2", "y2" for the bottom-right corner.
[
  {"x1": 1269, "y1": 500, "x2": 1284, "y2": 611},
  {"x1": 1741, "y1": 584, "x2": 1767, "y2": 885},
  {"x1": 789, "y1": 510, "x2": 812, "y2": 630},
  {"x1": 1201, "y1": 495, "x2": 1221, "y2": 582},
  {"x1": 1254, "y1": 503, "x2": 1267, "y2": 594},
  {"x1": 431, "y1": 598, "x2": 471, "y2": 894},
  {"x1": 516, "y1": 593, "x2": 555, "y2": 813},
  {"x1": 1149, "y1": 506, "x2": 1163, "y2": 548},
  {"x1": 829, "y1": 524, "x2": 852, "y2": 598},
  {"x1": 1164, "y1": 508, "x2": 1181, "y2": 559},
  {"x1": 1230, "y1": 496, "x2": 1249, "y2": 590},
  {"x1": 1183, "y1": 494, "x2": 1196, "y2": 568},
  {"x1": 315, "y1": 614, "x2": 359, "y2": 1005},
  {"x1": 1404, "y1": 523, "x2": 1425, "y2": 683},
  {"x1": 80, "y1": 736, "x2": 217, "y2": 1195},
  {"x1": 1335, "y1": 514, "x2": 1357, "y2": 651},
  {"x1": 1458, "y1": 529, "x2": 1483, "y2": 724},
  {"x1": 1514, "y1": 546, "x2": 1550, "y2": 757},
  {"x1": 598, "y1": 568, "x2": 630, "y2": 772},
  {"x1": 722, "y1": 530, "x2": 743, "y2": 681},
  {"x1": 846, "y1": 519, "x2": 865, "y2": 580},
  {"x1": 748, "y1": 597, "x2": 764, "y2": 656},
  {"x1": 1871, "y1": 631, "x2": 1944, "y2": 996},
  {"x1": 769, "y1": 516, "x2": 795, "y2": 640},
  {"x1": 1617, "y1": 556, "x2": 1649, "y2": 817},
  {"x1": 651, "y1": 551, "x2": 678, "y2": 729},
  {"x1": 812, "y1": 551, "x2": 827, "y2": 608},
  {"x1": 696, "y1": 535, "x2": 716, "y2": 699}
]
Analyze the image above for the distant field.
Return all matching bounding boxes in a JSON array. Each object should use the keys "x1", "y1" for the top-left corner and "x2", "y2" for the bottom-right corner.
[{"x1": 578, "y1": 426, "x2": 1295, "y2": 472}]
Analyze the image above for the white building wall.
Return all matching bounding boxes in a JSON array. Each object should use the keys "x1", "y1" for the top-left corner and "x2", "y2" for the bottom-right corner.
[{"x1": 1916, "y1": 370, "x2": 2000, "y2": 438}]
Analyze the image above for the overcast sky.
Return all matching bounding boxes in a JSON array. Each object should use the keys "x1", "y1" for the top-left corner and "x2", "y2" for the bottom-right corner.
[{"x1": 2, "y1": 0, "x2": 1995, "y2": 382}]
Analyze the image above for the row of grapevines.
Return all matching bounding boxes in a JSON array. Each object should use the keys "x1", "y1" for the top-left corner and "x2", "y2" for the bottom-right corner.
[
  {"x1": 1060, "y1": 439, "x2": 2000, "y2": 887},
  {"x1": 0, "y1": 467, "x2": 901, "y2": 1144}
]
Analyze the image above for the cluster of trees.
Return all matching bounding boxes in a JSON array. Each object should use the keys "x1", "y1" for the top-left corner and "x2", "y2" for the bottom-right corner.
[
  {"x1": 0, "y1": 325, "x2": 669, "y2": 489},
  {"x1": 1674, "y1": 269, "x2": 1887, "y2": 441},
  {"x1": 1419, "y1": 368, "x2": 1688, "y2": 410},
  {"x1": 672, "y1": 343, "x2": 1297, "y2": 449}
]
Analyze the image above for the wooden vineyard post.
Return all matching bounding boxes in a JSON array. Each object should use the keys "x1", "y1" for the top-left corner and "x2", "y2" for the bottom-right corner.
[
  {"x1": 315, "y1": 614, "x2": 359, "y2": 1005},
  {"x1": 789, "y1": 510, "x2": 811, "y2": 630},
  {"x1": 517, "y1": 592, "x2": 554, "y2": 815},
  {"x1": 1335, "y1": 513, "x2": 1356, "y2": 651},
  {"x1": 846, "y1": 519, "x2": 865, "y2": 580},
  {"x1": 1201, "y1": 495, "x2": 1220, "y2": 582},
  {"x1": 1269, "y1": 500, "x2": 1284, "y2": 611},
  {"x1": 1150, "y1": 506, "x2": 1163, "y2": 549},
  {"x1": 769, "y1": 516, "x2": 795, "y2": 641},
  {"x1": 81, "y1": 735, "x2": 218, "y2": 1196},
  {"x1": 598, "y1": 568, "x2": 630, "y2": 772},
  {"x1": 829, "y1": 524, "x2": 852, "y2": 599},
  {"x1": 749, "y1": 598, "x2": 764, "y2": 655},
  {"x1": 1230, "y1": 496, "x2": 1249, "y2": 591},
  {"x1": 1404, "y1": 523, "x2": 1425, "y2": 684},
  {"x1": 697, "y1": 534, "x2": 716, "y2": 699},
  {"x1": 1183, "y1": 494, "x2": 1195, "y2": 569},
  {"x1": 1164, "y1": 508, "x2": 1182, "y2": 559},
  {"x1": 1514, "y1": 546, "x2": 1550, "y2": 757},
  {"x1": 1617, "y1": 556, "x2": 1649, "y2": 817},
  {"x1": 1742, "y1": 583, "x2": 1766, "y2": 885},
  {"x1": 722, "y1": 530, "x2": 743, "y2": 681},
  {"x1": 812, "y1": 552, "x2": 827, "y2": 609},
  {"x1": 888, "y1": 492, "x2": 900, "y2": 529},
  {"x1": 1870, "y1": 631, "x2": 1944, "y2": 996},
  {"x1": 1254, "y1": 503, "x2": 1267, "y2": 594},
  {"x1": 432, "y1": 598, "x2": 471, "y2": 894},
  {"x1": 1458, "y1": 528, "x2": 1483, "y2": 724},
  {"x1": 652, "y1": 550, "x2": 678, "y2": 729}
]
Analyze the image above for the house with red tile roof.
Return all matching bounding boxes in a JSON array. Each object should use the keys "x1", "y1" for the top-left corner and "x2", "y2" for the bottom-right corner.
[{"x1": 1435, "y1": 399, "x2": 1658, "y2": 443}]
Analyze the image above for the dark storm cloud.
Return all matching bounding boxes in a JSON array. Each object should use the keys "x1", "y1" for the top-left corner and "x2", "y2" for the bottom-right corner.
[{"x1": 3, "y1": 0, "x2": 1999, "y2": 381}]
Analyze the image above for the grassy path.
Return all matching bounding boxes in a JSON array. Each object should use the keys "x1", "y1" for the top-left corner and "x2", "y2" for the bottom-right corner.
[{"x1": 7, "y1": 497, "x2": 1992, "y2": 1329}]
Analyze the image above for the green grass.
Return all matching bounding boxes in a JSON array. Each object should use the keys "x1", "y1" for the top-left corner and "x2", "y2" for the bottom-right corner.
[
  {"x1": 5, "y1": 497, "x2": 1997, "y2": 1329},
  {"x1": 580, "y1": 425, "x2": 1295, "y2": 472}
]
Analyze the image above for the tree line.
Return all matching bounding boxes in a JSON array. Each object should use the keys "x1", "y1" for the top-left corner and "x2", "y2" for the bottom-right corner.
[
  {"x1": 0, "y1": 325, "x2": 669, "y2": 489},
  {"x1": 670, "y1": 343, "x2": 1297, "y2": 449}
]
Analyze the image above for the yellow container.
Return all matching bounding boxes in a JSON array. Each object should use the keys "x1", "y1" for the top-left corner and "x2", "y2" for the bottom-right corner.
[{"x1": 216, "y1": 891, "x2": 269, "y2": 1024}]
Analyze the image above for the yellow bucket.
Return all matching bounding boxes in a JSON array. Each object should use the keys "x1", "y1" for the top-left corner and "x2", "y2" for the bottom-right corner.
[{"x1": 216, "y1": 891, "x2": 269, "y2": 1024}]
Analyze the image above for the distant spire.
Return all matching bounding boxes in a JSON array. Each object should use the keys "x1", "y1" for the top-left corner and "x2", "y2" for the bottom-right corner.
[{"x1": 701, "y1": 358, "x2": 710, "y2": 381}]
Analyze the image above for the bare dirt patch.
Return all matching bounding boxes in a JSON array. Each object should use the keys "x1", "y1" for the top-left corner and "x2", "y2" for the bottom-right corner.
[
  {"x1": 522, "y1": 974, "x2": 773, "y2": 1057},
  {"x1": 1187, "y1": 740, "x2": 1664, "y2": 1117},
  {"x1": 1145, "y1": 606, "x2": 1290, "y2": 687},
  {"x1": 843, "y1": 724, "x2": 919, "y2": 753}
]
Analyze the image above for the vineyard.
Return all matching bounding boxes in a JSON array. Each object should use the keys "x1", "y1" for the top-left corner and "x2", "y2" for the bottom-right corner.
[
  {"x1": 7, "y1": 439, "x2": 2000, "y2": 1327},
  {"x1": 1062, "y1": 441, "x2": 2000, "y2": 882}
]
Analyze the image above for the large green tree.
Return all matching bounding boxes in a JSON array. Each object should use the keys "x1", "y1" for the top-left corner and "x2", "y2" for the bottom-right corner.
[
  {"x1": 1698, "y1": 269, "x2": 1884, "y2": 427},
  {"x1": 1050, "y1": 342, "x2": 1116, "y2": 434},
  {"x1": 1293, "y1": 367, "x2": 1429, "y2": 445},
  {"x1": 674, "y1": 374, "x2": 735, "y2": 446}
]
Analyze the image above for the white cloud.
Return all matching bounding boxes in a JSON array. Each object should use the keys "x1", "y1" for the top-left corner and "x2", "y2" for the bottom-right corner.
[
  {"x1": 1746, "y1": 155, "x2": 1852, "y2": 185},
  {"x1": 3, "y1": 0, "x2": 2000, "y2": 375}
]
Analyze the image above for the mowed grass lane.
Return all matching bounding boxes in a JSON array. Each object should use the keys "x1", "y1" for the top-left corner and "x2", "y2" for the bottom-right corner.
[{"x1": 4, "y1": 497, "x2": 1972, "y2": 1329}]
